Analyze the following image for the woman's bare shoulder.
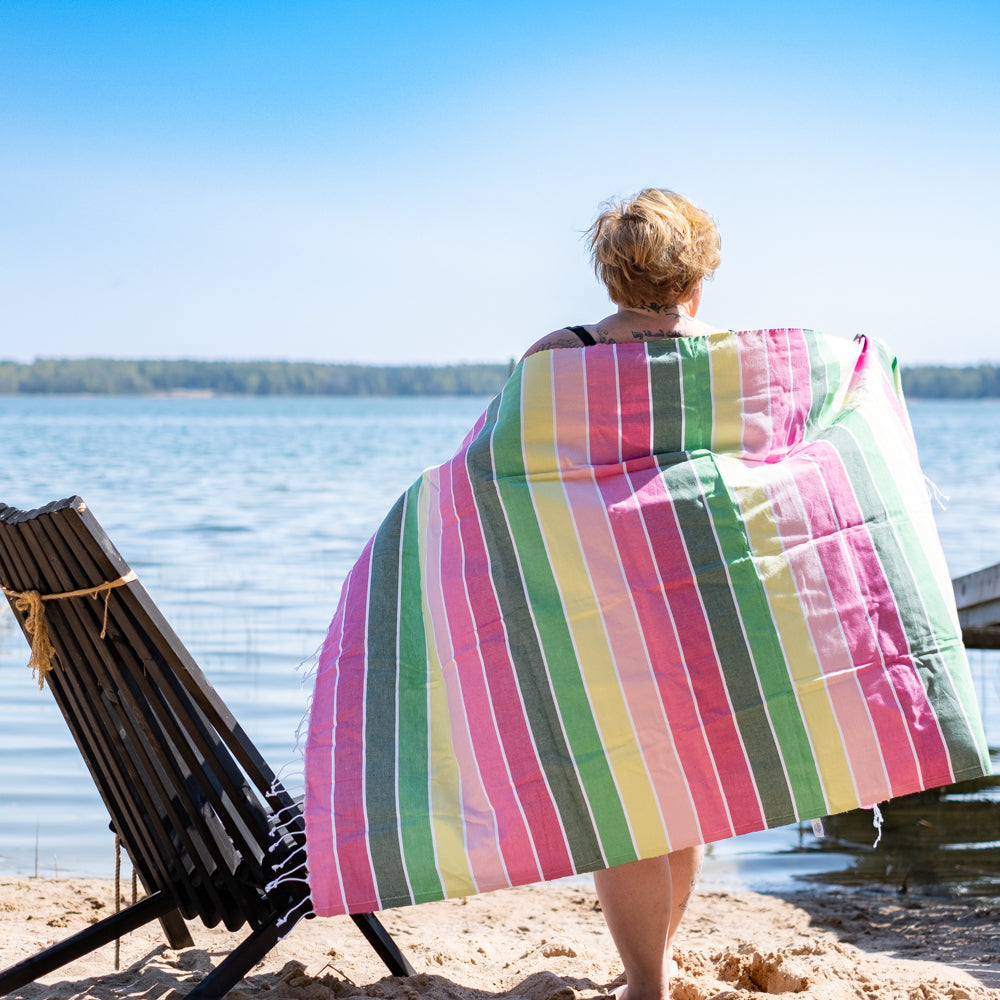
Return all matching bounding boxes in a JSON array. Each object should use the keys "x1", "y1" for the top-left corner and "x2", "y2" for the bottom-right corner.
[{"x1": 521, "y1": 327, "x2": 590, "y2": 359}]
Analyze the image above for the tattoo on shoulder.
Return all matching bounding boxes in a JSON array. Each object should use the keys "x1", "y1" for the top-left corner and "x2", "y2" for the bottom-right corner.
[
  {"x1": 530, "y1": 333, "x2": 587, "y2": 353},
  {"x1": 630, "y1": 329, "x2": 669, "y2": 340}
]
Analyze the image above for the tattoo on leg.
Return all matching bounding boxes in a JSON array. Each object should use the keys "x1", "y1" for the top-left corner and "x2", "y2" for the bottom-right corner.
[{"x1": 679, "y1": 868, "x2": 701, "y2": 913}]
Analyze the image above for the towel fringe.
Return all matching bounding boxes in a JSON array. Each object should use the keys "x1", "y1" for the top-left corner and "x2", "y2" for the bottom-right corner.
[
  {"x1": 871, "y1": 803, "x2": 885, "y2": 848},
  {"x1": 267, "y1": 860, "x2": 308, "y2": 887},
  {"x1": 267, "y1": 802, "x2": 304, "y2": 826},
  {"x1": 924, "y1": 474, "x2": 949, "y2": 510},
  {"x1": 265, "y1": 662, "x2": 315, "y2": 936},
  {"x1": 269, "y1": 844, "x2": 307, "y2": 869}
]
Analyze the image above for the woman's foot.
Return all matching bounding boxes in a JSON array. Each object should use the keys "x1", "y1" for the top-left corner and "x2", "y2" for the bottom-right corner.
[{"x1": 608, "y1": 954, "x2": 679, "y2": 1000}]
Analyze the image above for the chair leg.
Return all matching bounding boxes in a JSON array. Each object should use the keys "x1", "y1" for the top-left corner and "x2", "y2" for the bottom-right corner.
[
  {"x1": 0, "y1": 894, "x2": 413, "y2": 1000},
  {"x1": 351, "y1": 913, "x2": 415, "y2": 977},
  {"x1": 159, "y1": 906, "x2": 196, "y2": 949},
  {"x1": 0, "y1": 890, "x2": 177, "y2": 995},
  {"x1": 183, "y1": 910, "x2": 288, "y2": 1000},
  {"x1": 184, "y1": 909, "x2": 413, "y2": 999}
]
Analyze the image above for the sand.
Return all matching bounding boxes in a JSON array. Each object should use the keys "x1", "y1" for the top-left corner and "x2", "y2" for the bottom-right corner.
[{"x1": 1, "y1": 877, "x2": 998, "y2": 1000}]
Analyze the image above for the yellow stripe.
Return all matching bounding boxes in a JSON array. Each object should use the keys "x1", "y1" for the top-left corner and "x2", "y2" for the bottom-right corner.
[
  {"x1": 709, "y1": 332, "x2": 744, "y2": 453},
  {"x1": 520, "y1": 355, "x2": 563, "y2": 474},
  {"x1": 719, "y1": 459, "x2": 855, "y2": 805},
  {"x1": 418, "y1": 478, "x2": 477, "y2": 898},
  {"x1": 520, "y1": 356, "x2": 668, "y2": 858}
]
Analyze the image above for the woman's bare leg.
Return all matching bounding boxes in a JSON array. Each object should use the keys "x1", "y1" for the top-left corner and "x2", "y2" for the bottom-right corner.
[
  {"x1": 594, "y1": 855, "x2": 672, "y2": 1000},
  {"x1": 666, "y1": 845, "x2": 704, "y2": 947},
  {"x1": 593, "y1": 846, "x2": 704, "y2": 1000}
]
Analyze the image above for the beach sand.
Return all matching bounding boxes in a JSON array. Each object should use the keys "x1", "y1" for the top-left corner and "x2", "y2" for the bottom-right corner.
[{"x1": 2, "y1": 877, "x2": 998, "y2": 1000}]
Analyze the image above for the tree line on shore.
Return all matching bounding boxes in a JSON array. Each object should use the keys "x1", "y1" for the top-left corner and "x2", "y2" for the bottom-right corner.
[
  {"x1": 895, "y1": 365, "x2": 1000, "y2": 399},
  {"x1": 0, "y1": 357, "x2": 997, "y2": 398},
  {"x1": 0, "y1": 358, "x2": 512, "y2": 396}
]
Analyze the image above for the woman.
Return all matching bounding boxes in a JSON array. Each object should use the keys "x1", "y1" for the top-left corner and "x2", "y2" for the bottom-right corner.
[
  {"x1": 526, "y1": 189, "x2": 724, "y2": 1000},
  {"x1": 302, "y1": 190, "x2": 990, "y2": 1000}
]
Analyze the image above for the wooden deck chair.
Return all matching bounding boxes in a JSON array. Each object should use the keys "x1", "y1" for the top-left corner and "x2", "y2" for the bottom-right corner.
[{"x1": 0, "y1": 497, "x2": 414, "y2": 998}]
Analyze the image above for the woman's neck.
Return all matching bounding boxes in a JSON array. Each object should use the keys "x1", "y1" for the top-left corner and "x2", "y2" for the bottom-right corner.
[
  {"x1": 592, "y1": 303, "x2": 723, "y2": 342},
  {"x1": 617, "y1": 303, "x2": 689, "y2": 322}
]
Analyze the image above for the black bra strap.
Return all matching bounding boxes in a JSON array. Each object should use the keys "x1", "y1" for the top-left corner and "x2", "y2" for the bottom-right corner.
[{"x1": 567, "y1": 325, "x2": 597, "y2": 346}]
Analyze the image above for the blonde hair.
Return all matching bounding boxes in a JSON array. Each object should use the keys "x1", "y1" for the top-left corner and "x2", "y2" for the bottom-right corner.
[{"x1": 587, "y1": 189, "x2": 721, "y2": 308}]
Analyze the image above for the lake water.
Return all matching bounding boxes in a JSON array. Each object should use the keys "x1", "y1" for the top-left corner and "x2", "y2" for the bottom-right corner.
[{"x1": 0, "y1": 395, "x2": 997, "y2": 897}]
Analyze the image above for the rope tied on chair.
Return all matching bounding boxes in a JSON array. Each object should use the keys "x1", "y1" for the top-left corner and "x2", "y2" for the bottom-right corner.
[{"x1": 1, "y1": 571, "x2": 137, "y2": 688}]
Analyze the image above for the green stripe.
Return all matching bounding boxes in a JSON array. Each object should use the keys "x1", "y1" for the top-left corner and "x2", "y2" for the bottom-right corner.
[
  {"x1": 844, "y1": 387, "x2": 984, "y2": 768},
  {"x1": 660, "y1": 453, "x2": 808, "y2": 826},
  {"x1": 871, "y1": 338, "x2": 905, "y2": 401},
  {"x1": 364, "y1": 494, "x2": 411, "y2": 904},
  {"x1": 677, "y1": 336, "x2": 713, "y2": 448},
  {"x1": 827, "y1": 410, "x2": 990, "y2": 778},
  {"x1": 466, "y1": 367, "x2": 634, "y2": 870},
  {"x1": 802, "y1": 330, "x2": 837, "y2": 436},
  {"x1": 647, "y1": 342, "x2": 684, "y2": 455},
  {"x1": 395, "y1": 482, "x2": 445, "y2": 902},
  {"x1": 651, "y1": 338, "x2": 827, "y2": 821},
  {"x1": 696, "y1": 454, "x2": 828, "y2": 818}
]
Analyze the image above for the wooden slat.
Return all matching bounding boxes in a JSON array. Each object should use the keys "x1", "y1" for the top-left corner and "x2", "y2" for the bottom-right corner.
[
  {"x1": 70, "y1": 501, "x2": 303, "y2": 842},
  {"x1": 34, "y1": 508, "x2": 231, "y2": 925},
  {"x1": 0, "y1": 508, "x2": 178, "y2": 896},
  {"x1": 47, "y1": 516, "x2": 267, "y2": 930},
  {"x1": 0, "y1": 499, "x2": 256, "y2": 928},
  {"x1": 953, "y1": 561, "x2": 1000, "y2": 648},
  {"x1": 961, "y1": 627, "x2": 1000, "y2": 650},
  {"x1": 10, "y1": 508, "x2": 209, "y2": 917},
  {"x1": 52, "y1": 510, "x2": 277, "y2": 893},
  {"x1": 46, "y1": 504, "x2": 270, "y2": 928},
  {"x1": 953, "y1": 562, "x2": 1000, "y2": 614},
  {"x1": 73, "y1": 501, "x2": 281, "y2": 797},
  {"x1": 59, "y1": 497, "x2": 305, "y2": 918}
]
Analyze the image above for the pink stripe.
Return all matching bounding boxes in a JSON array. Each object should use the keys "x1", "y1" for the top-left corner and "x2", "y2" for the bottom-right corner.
[
  {"x1": 782, "y1": 329, "x2": 814, "y2": 452},
  {"x1": 572, "y1": 350, "x2": 704, "y2": 847},
  {"x1": 331, "y1": 541, "x2": 380, "y2": 911},
  {"x1": 448, "y1": 449, "x2": 575, "y2": 880},
  {"x1": 736, "y1": 329, "x2": 773, "y2": 459},
  {"x1": 304, "y1": 591, "x2": 349, "y2": 915},
  {"x1": 584, "y1": 346, "x2": 623, "y2": 464},
  {"x1": 805, "y1": 441, "x2": 952, "y2": 790},
  {"x1": 424, "y1": 464, "x2": 508, "y2": 891},
  {"x1": 458, "y1": 408, "x2": 490, "y2": 451},
  {"x1": 583, "y1": 348, "x2": 754, "y2": 837},
  {"x1": 437, "y1": 454, "x2": 546, "y2": 886},
  {"x1": 761, "y1": 460, "x2": 890, "y2": 806},
  {"x1": 629, "y1": 462, "x2": 764, "y2": 837},
  {"x1": 555, "y1": 355, "x2": 690, "y2": 843},
  {"x1": 617, "y1": 344, "x2": 655, "y2": 459},
  {"x1": 801, "y1": 463, "x2": 919, "y2": 791}
]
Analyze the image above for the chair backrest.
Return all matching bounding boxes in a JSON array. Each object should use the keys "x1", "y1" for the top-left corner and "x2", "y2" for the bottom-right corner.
[{"x1": 0, "y1": 496, "x2": 307, "y2": 931}]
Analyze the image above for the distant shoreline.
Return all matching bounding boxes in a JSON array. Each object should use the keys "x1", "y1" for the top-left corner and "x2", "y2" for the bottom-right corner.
[
  {"x1": 0, "y1": 357, "x2": 997, "y2": 397},
  {"x1": 0, "y1": 358, "x2": 513, "y2": 397}
]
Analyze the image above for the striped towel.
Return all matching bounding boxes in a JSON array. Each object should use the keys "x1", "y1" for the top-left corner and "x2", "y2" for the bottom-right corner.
[{"x1": 304, "y1": 328, "x2": 991, "y2": 917}]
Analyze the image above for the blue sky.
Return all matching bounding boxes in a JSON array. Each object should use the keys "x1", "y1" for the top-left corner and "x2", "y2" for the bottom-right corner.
[{"x1": 2, "y1": 1, "x2": 998, "y2": 365}]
